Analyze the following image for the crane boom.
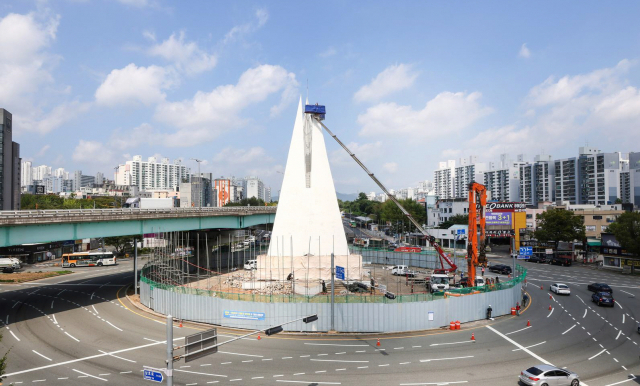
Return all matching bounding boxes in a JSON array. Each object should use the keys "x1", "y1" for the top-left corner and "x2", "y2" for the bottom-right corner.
[{"x1": 312, "y1": 116, "x2": 458, "y2": 273}]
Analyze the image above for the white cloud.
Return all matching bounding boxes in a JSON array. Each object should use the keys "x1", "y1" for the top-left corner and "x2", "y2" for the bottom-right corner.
[
  {"x1": 319, "y1": 47, "x2": 337, "y2": 58},
  {"x1": 116, "y1": 0, "x2": 150, "y2": 7},
  {"x1": 16, "y1": 100, "x2": 91, "y2": 134},
  {"x1": 73, "y1": 140, "x2": 114, "y2": 163},
  {"x1": 353, "y1": 64, "x2": 419, "y2": 103},
  {"x1": 35, "y1": 144, "x2": 50, "y2": 157},
  {"x1": 147, "y1": 31, "x2": 217, "y2": 75},
  {"x1": 155, "y1": 64, "x2": 298, "y2": 147},
  {"x1": 357, "y1": 91, "x2": 493, "y2": 138},
  {"x1": 518, "y1": 43, "x2": 531, "y2": 59},
  {"x1": 95, "y1": 63, "x2": 177, "y2": 106},
  {"x1": 142, "y1": 30, "x2": 156, "y2": 41},
  {"x1": 383, "y1": 162, "x2": 398, "y2": 173},
  {"x1": 109, "y1": 123, "x2": 159, "y2": 149},
  {"x1": 223, "y1": 8, "x2": 269, "y2": 44},
  {"x1": 330, "y1": 141, "x2": 382, "y2": 166}
]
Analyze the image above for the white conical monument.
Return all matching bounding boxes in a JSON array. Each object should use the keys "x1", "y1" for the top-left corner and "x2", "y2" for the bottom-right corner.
[{"x1": 256, "y1": 98, "x2": 363, "y2": 287}]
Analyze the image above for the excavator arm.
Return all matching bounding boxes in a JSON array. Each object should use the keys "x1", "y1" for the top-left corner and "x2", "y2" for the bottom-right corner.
[{"x1": 467, "y1": 182, "x2": 487, "y2": 281}]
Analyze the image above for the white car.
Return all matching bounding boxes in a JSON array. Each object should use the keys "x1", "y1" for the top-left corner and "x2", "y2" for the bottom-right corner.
[
  {"x1": 244, "y1": 260, "x2": 257, "y2": 270},
  {"x1": 550, "y1": 283, "x2": 571, "y2": 295}
]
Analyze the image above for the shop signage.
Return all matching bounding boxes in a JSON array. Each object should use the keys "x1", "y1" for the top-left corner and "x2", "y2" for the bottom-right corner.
[
  {"x1": 486, "y1": 212, "x2": 512, "y2": 225},
  {"x1": 485, "y1": 202, "x2": 526, "y2": 212},
  {"x1": 622, "y1": 259, "x2": 640, "y2": 267},
  {"x1": 486, "y1": 229, "x2": 515, "y2": 237}
]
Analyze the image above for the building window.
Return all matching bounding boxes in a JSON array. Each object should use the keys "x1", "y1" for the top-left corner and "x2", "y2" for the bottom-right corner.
[{"x1": 592, "y1": 215, "x2": 602, "y2": 220}]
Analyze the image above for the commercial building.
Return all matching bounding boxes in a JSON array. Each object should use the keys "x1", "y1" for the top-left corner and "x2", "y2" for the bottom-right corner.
[
  {"x1": 214, "y1": 178, "x2": 232, "y2": 207},
  {"x1": 180, "y1": 176, "x2": 212, "y2": 207},
  {"x1": 428, "y1": 198, "x2": 468, "y2": 227},
  {"x1": 0, "y1": 108, "x2": 21, "y2": 210},
  {"x1": 115, "y1": 155, "x2": 190, "y2": 191}
]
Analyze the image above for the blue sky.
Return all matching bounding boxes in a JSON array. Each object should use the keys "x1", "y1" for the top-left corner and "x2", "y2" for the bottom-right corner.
[{"x1": 2, "y1": 1, "x2": 640, "y2": 194}]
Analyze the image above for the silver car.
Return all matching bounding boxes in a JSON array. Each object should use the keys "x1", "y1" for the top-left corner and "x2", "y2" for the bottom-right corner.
[{"x1": 520, "y1": 364, "x2": 580, "y2": 386}]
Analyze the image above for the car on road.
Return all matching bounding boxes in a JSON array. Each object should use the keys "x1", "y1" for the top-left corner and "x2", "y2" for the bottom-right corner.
[
  {"x1": 488, "y1": 264, "x2": 512, "y2": 275},
  {"x1": 592, "y1": 292, "x2": 615, "y2": 307},
  {"x1": 527, "y1": 254, "x2": 547, "y2": 264},
  {"x1": 550, "y1": 283, "x2": 571, "y2": 295},
  {"x1": 519, "y1": 364, "x2": 580, "y2": 386},
  {"x1": 587, "y1": 283, "x2": 612, "y2": 293}
]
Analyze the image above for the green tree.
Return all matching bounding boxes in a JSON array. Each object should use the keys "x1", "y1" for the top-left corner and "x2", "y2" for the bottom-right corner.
[
  {"x1": 607, "y1": 212, "x2": 640, "y2": 256},
  {"x1": 614, "y1": 198, "x2": 623, "y2": 204},
  {"x1": 104, "y1": 235, "x2": 138, "y2": 256},
  {"x1": 438, "y1": 214, "x2": 469, "y2": 229},
  {"x1": 224, "y1": 197, "x2": 266, "y2": 207},
  {"x1": 534, "y1": 209, "x2": 586, "y2": 245},
  {"x1": 380, "y1": 198, "x2": 426, "y2": 233}
]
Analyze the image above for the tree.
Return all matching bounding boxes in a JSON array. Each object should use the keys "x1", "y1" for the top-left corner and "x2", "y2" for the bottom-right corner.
[
  {"x1": 438, "y1": 214, "x2": 469, "y2": 229},
  {"x1": 224, "y1": 197, "x2": 266, "y2": 207},
  {"x1": 104, "y1": 235, "x2": 138, "y2": 256},
  {"x1": 607, "y1": 212, "x2": 640, "y2": 257},
  {"x1": 380, "y1": 199, "x2": 426, "y2": 233},
  {"x1": 614, "y1": 198, "x2": 623, "y2": 204},
  {"x1": 534, "y1": 209, "x2": 585, "y2": 245}
]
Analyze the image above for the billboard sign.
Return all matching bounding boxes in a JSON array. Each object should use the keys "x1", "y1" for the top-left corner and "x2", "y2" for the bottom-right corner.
[
  {"x1": 486, "y1": 229, "x2": 515, "y2": 237},
  {"x1": 486, "y1": 212, "x2": 512, "y2": 225},
  {"x1": 485, "y1": 202, "x2": 526, "y2": 212},
  {"x1": 223, "y1": 311, "x2": 265, "y2": 320},
  {"x1": 35, "y1": 185, "x2": 45, "y2": 194}
]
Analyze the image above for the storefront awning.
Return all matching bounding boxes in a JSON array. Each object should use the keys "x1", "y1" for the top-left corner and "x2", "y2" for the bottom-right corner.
[{"x1": 587, "y1": 240, "x2": 601, "y2": 247}]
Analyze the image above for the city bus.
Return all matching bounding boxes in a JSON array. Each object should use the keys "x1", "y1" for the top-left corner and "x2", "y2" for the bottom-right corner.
[{"x1": 62, "y1": 252, "x2": 117, "y2": 268}]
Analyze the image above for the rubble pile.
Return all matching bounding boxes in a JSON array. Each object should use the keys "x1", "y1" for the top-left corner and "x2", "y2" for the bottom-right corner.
[{"x1": 251, "y1": 282, "x2": 292, "y2": 295}]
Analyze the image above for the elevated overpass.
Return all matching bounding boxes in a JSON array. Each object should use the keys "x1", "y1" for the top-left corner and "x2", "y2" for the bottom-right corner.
[{"x1": 0, "y1": 207, "x2": 276, "y2": 247}]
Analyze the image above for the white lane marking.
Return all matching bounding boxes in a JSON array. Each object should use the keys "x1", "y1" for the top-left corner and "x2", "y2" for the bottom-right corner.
[
  {"x1": 72, "y1": 369, "x2": 107, "y2": 381},
  {"x1": 64, "y1": 332, "x2": 80, "y2": 342},
  {"x1": 547, "y1": 308, "x2": 554, "y2": 318},
  {"x1": 12, "y1": 301, "x2": 20, "y2": 308},
  {"x1": 616, "y1": 330, "x2": 622, "y2": 340},
  {"x1": 92, "y1": 305, "x2": 99, "y2": 314},
  {"x1": 143, "y1": 338, "x2": 161, "y2": 343},
  {"x1": 506, "y1": 326, "x2": 532, "y2": 335},
  {"x1": 303, "y1": 343, "x2": 368, "y2": 347},
  {"x1": 430, "y1": 341, "x2": 474, "y2": 347},
  {"x1": 52, "y1": 314, "x2": 58, "y2": 325},
  {"x1": 252, "y1": 376, "x2": 264, "y2": 379},
  {"x1": 98, "y1": 350, "x2": 136, "y2": 363},
  {"x1": 420, "y1": 355, "x2": 474, "y2": 362},
  {"x1": 512, "y1": 341, "x2": 546, "y2": 351},
  {"x1": 50, "y1": 300, "x2": 54, "y2": 309},
  {"x1": 173, "y1": 369, "x2": 227, "y2": 378},
  {"x1": 106, "y1": 321, "x2": 123, "y2": 332},
  {"x1": 603, "y1": 376, "x2": 639, "y2": 386},
  {"x1": 487, "y1": 325, "x2": 551, "y2": 365},
  {"x1": 622, "y1": 314, "x2": 625, "y2": 324},
  {"x1": 562, "y1": 325, "x2": 576, "y2": 335},
  {"x1": 615, "y1": 300, "x2": 622, "y2": 309},
  {"x1": 400, "y1": 382, "x2": 468, "y2": 385},
  {"x1": 310, "y1": 359, "x2": 369, "y2": 363},
  {"x1": 32, "y1": 350, "x2": 52, "y2": 361},
  {"x1": 588, "y1": 349, "x2": 607, "y2": 360},
  {"x1": 276, "y1": 381, "x2": 341, "y2": 385},
  {"x1": 218, "y1": 351, "x2": 263, "y2": 358},
  {"x1": 619, "y1": 290, "x2": 635, "y2": 296},
  {"x1": 10, "y1": 330, "x2": 20, "y2": 341},
  {"x1": 583, "y1": 309, "x2": 588, "y2": 318}
]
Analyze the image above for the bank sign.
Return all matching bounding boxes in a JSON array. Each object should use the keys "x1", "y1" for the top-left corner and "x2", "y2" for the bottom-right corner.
[{"x1": 485, "y1": 202, "x2": 526, "y2": 212}]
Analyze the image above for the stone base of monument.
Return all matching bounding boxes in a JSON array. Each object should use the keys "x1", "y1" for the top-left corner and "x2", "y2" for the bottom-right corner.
[{"x1": 253, "y1": 253, "x2": 365, "y2": 282}]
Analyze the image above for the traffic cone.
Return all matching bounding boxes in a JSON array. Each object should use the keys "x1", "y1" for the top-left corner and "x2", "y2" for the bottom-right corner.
[
  {"x1": 540, "y1": 285, "x2": 543, "y2": 290},
  {"x1": 527, "y1": 320, "x2": 531, "y2": 327},
  {"x1": 549, "y1": 305, "x2": 552, "y2": 311},
  {"x1": 549, "y1": 294, "x2": 552, "y2": 299},
  {"x1": 471, "y1": 333, "x2": 475, "y2": 341},
  {"x1": 376, "y1": 338, "x2": 381, "y2": 347},
  {"x1": 257, "y1": 334, "x2": 261, "y2": 340},
  {"x1": 179, "y1": 320, "x2": 183, "y2": 328}
]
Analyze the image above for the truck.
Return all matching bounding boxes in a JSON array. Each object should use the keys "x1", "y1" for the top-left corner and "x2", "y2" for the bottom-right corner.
[
  {"x1": 391, "y1": 265, "x2": 416, "y2": 277},
  {"x1": 429, "y1": 274, "x2": 450, "y2": 293},
  {"x1": 0, "y1": 258, "x2": 19, "y2": 273}
]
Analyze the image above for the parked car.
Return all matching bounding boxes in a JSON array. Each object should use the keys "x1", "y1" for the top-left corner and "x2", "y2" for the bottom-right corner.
[
  {"x1": 244, "y1": 260, "x2": 257, "y2": 270},
  {"x1": 527, "y1": 255, "x2": 547, "y2": 264},
  {"x1": 519, "y1": 364, "x2": 580, "y2": 386},
  {"x1": 489, "y1": 264, "x2": 512, "y2": 275},
  {"x1": 592, "y1": 292, "x2": 615, "y2": 307},
  {"x1": 550, "y1": 283, "x2": 571, "y2": 295},
  {"x1": 587, "y1": 283, "x2": 612, "y2": 293}
]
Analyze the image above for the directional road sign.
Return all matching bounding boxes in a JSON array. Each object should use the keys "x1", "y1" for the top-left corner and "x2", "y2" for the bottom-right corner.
[
  {"x1": 456, "y1": 229, "x2": 465, "y2": 235},
  {"x1": 519, "y1": 246, "x2": 533, "y2": 256},
  {"x1": 336, "y1": 266, "x2": 345, "y2": 280},
  {"x1": 143, "y1": 369, "x2": 163, "y2": 383}
]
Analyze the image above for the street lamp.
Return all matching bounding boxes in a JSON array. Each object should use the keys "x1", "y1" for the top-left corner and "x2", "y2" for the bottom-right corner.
[{"x1": 190, "y1": 158, "x2": 203, "y2": 208}]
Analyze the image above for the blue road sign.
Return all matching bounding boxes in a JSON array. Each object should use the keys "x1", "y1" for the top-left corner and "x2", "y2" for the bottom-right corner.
[
  {"x1": 336, "y1": 266, "x2": 345, "y2": 280},
  {"x1": 519, "y1": 246, "x2": 533, "y2": 256},
  {"x1": 143, "y1": 369, "x2": 163, "y2": 383},
  {"x1": 456, "y1": 229, "x2": 465, "y2": 235}
]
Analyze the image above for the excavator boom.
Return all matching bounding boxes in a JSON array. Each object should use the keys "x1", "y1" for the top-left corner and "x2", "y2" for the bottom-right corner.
[{"x1": 467, "y1": 182, "x2": 487, "y2": 281}]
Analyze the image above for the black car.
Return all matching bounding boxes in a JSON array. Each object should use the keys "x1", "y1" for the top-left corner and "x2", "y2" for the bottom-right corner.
[
  {"x1": 587, "y1": 283, "x2": 612, "y2": 293},
  {"x1": 592, "y1": 292, "x2": 615, "y2": 307},
  {"x1": 527, "y1": 255, "x2": 547, "y2": 264},
  {"x1": 489, "y1": 264, "x2": 512, "y2": 275}
]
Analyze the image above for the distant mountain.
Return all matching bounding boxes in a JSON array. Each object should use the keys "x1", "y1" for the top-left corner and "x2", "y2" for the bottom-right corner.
[
  {"x1": 272, "y1": 192, "x2": 359, "y2": 202},
  {"x1": 336, "y1": 192, "x2": 359, "y2": 201}
]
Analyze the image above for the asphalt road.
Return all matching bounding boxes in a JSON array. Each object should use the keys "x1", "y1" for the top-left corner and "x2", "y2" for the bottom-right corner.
[{"x1": 1, "y1": 259, "x2": 639, "y2": 385}]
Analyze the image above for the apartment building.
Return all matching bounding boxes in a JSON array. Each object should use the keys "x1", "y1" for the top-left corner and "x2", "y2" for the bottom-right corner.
[
  {"x1": 434, "y1": 160, "x2": 455, "y2": 199},
  {"x1": 116, "y1": 155, "x2": 190, "y2": 191}
]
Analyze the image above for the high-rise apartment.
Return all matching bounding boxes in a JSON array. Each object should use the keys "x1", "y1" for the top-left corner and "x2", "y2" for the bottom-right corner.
[
  {"x1": 520, "y1": 154, "x2": 555, "y2": 205},
  {"x1": 244, "y1": 176, "x2": 265, "y2": 201},
  {"x1": 434, "y1": 160, "x2": 455, "y2": 199},
  {"x1": 21, "y1": 160, "x2": 33, "y2": 188},
  {"x1": 454, "y1": 155, "x2": 486, "y2": 199},
  {"x1": 116, "y1": 155, "x2": 190, "y2": 191},
  {"x1": 0, "y1": 108, "x2": 21, "y2": 210},
  {"x1": 483, "y1": 154, "x2": 525, "y2": 202}
]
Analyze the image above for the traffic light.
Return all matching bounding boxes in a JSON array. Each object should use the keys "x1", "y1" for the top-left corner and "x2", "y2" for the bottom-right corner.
[
  {"x1": 303, "y1": 315, "x2": 318, "y2": 323},
  {"x1": 265, "y1": 326, "x2": 283, "y2": 336}
]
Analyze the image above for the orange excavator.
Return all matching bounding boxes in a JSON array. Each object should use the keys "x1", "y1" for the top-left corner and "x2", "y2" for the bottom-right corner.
[{"x1": 467, "y1": 182, "x2": 487, "y2": 281}]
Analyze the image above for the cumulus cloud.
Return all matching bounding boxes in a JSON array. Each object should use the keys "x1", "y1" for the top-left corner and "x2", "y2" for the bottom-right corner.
[
  {"x1": 109, "y1": 123, "x2": 159, "y2": 150},
  {"x1": 354, "y1": 64, "x2": 419, "y2": 103},
  {"x1": 383, "y1": 162, "x2": 398, "y2": 173},
  {"x1": 329, "y1": 141, "x2": 382, "y2": 166},
  {"x1": 357, "y1": 91, "x2": 493, "y2": 138},
  {"x1": 223, "y1": 8, "x2": 269, "y2": 44},
  {"x1": 73, "y1": 140, "x2": 114, "y2": 163},
  {"x1": 147, "y1": 31, "x2": 217, "y2": 75},
  {"x1": 16, "y1": 101, "x2": 91, "y2": 134},
  {"x1": 155, "y1": 64, "x2": 298, "y2": 146},
  {"x1": 95, "y1": 64, "x2": 177, "y2": 106},
  {"x1": 519, "y1": 43, "x2": 531, "y2": 58}
]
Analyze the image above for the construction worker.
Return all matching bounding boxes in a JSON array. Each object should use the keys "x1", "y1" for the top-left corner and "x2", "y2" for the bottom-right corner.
[
  {"x1": 322, "y1": 280, "x2": 327, "y2": 294},
  {"x1": 481, "y1": 266, "x2": 485, "y2": 276},
  {"x1": 486, "y1": 305, "x2": 493, "y2": 319},
  {"x1": 370, "y1": 277, "x2": 375, "y2": 294},
  {"x1": 516, "y1": 302, "x2": 521, "y2": 316}
]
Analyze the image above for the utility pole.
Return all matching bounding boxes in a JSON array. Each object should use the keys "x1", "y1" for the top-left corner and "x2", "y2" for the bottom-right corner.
[
  {"x1": 190, "y1": 158, "x2": 203, "y2": 208},
  {"x1": 330, "y1": 252, "x2": 335, "y2": 332},
  {"x1": 166, "y1": 314, "x2": 174, "y2": 386}
]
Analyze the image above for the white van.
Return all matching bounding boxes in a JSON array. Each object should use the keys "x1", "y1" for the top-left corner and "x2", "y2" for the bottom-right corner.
[
  {"x1": 391, "y1": 265, "x2": 416, "y2": 276},
  {"x1": 244, "y1": 260, "x2": 257, "y2": 270},
  {"x1": 0, "y1": 258, "x2": 18, "y2": 273},
  {"x1": 474, "y1": 276, "x2": 485, "y2": 287},
  {"x1": 429, "y1": 274, "x2": 450, "y2": 293}
]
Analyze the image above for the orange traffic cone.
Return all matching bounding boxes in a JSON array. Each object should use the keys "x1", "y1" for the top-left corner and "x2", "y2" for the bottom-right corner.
[
  {"x1": 257, "y1": 334, "x2": 261, "y2": 340},
  {"x1": 376, "y1": 338, "x2": 381, "y2": 347},
  {"x1": 549, "y1": 305, "x2": 552, "y2": 311},
  {"x1": 527, "y1": 320, "x2": 531, "y2": 327},
  {"x1": 471, "y1": 333, "x2": 475, "y2": 341},
  {"x1": 549, "y1": 294, "x2": 552, "y2": 299},
  {"x1": 540, "y1": 285, "x2": 543, "y2": 290},
  {"x1": 179, "y1": 320, "x2": 183, "y2": 328}
]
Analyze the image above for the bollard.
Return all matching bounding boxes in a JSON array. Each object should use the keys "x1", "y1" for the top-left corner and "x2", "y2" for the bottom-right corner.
[
  {"x1": 455, "y1": 320, "x2": 460, "y2": 330},
  {"x1": 376, "y1": 338, "x2": 381, "y2": 347},
  {"x1": 450, "y1": 321, "x2": 455, "y2": 330}
]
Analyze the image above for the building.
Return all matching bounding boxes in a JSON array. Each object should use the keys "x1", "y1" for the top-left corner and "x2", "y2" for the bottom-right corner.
[
  {"x1": 95, "y1": 172, "x2": 104, "y2": 186},
  {"x1": 0, "y1": 108, "x2": 21, "y2": 210},
  {"x1": 245, "y1": 176, "x2": 265, "y2": 201},
  {"x1": 484, "y1": 155, "x2": 525, "y2": 202},
  {"x1": 74, "y1": 170, "x2": 96, "y2": 190},
  {"x1": 180, "y1": 176, "x2": 212, "y2": 207},
  {"x1": 428, "y1": 198, "x2": 468, "y2": 227},
  {"x1": 116, "y1": 155, "x2": 190, "y2": 191},
  {"x1": 32, "y1": 165, "x2": 51, "y2": 181},
  {"x1": 454, "y1": 156, "x2": 486, "y2": 199},
  {"x1": 434, "y1": 160, "x2": 455, "y2": 199},
  {"x1": 520, "y1": 154, "x2": 555, "y2": 205},
  {"x1": 627, "y1": 152, "x2": 640, "y2": 206},
  {"x1": 578, "y1": 151, "x2": 627, "y2": 205},
  {"x1": 21, "y1": 161, "x2": 33, "y2": 188},
  {"x1": 214, "y1": 178, "x2": 232, "y2": 207},
  {"x1": 43, "y1": 175, "x2": 65, "y2": 193}
]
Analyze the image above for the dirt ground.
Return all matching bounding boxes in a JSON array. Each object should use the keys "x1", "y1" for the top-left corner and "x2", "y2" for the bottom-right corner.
[{"x1": 0, "y1": 270, "x2": 73, "y2": 283}]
